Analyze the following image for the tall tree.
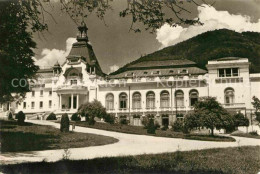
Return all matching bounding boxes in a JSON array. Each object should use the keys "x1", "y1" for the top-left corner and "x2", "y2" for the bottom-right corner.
[{"x1": 0, "y1": 1, "x2": 45, "y2": 103}]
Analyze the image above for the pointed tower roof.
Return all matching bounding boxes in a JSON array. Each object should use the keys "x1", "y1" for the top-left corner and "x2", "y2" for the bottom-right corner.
[{"x1": 66, "y1": 22, "x2": 105, "y2": 76}]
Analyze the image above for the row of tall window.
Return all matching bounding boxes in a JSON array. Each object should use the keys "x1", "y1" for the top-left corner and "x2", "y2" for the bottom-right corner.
[
  {"x1": 106, "y1": 88, "x2": 236, "y2": 110},
  {"x1": 105, "y1": 90, "x2": 199, "y2": 110},
  {"x1": 23, "y1": 101, "x2": 52, "y2": 109},
  {"x1": 31, "y1": 90, "x2": 52, "y2": 97}
]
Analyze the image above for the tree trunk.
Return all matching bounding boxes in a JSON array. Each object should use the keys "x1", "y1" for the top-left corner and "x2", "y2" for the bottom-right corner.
[{"x1": 211, "y1": 128, "x2": 214, "y2": 136}]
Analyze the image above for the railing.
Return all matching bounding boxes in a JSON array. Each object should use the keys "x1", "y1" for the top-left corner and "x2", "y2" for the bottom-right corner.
[{"x1": 222, "y1": 103, "x2": 245, "y2": 108}]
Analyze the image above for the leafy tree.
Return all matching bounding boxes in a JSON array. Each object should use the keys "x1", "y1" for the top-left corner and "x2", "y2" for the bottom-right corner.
[
  {"x1": 172, "y1": 119, "x2": 184, "y2": 132},
  {"x1": 71, "y1": 113, "x2": 81, "y2": 121},
  {"x1": 78, "y1": 100, "x2": 106, "y2": 125},
  {"x1": 189, "y1": 97, "x2": 233, "y2": 136},
  {"x1": 60, "y1": 113, "x2": 70, "y2": 132},
  {"x1": 184, "y1": 112, "x2": 201, "y2": 133},
  {"x1": 0, "y1": 1, "x2": 42, "y2": 103},
  {"x1": 17, "y1": 111, "x2": 25, "y2": 125},
  {"x1": 46, "y1": 113, "x2": 57, "y2": 120}
]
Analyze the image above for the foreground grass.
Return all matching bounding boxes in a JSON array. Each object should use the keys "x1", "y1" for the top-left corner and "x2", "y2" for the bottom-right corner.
[
  {"x1": 76, "y1": 122, "x2": 235, "y2": 142},
  {"x1": 1, "y1": 146, "x2": 259, "y2": 174},
  {"x1": 0, "y1": 120, "x2": 118, "y2": 153}
]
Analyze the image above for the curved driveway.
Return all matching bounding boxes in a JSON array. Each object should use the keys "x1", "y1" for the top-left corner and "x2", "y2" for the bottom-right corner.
[{"x1": 1, "y1": 120, "x2": 259, "y2": 164}]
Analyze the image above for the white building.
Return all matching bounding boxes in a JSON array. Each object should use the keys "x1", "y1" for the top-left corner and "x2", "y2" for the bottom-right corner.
[{"x1": 1, "y1": 24, "x2": 260, "y2": 126}]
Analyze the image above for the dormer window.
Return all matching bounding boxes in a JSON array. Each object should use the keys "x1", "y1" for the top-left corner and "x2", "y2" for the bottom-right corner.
[
  {"x1": 179, "y1": 69, "x2": 188, "y2": 74},
  {"x1": 143, "y1": 71, "x2": 148, "y2": 75},
  {"x1": 169, "y1": 70, "x2": 174, "y2": 74},
  {"x1": 126, "y1": 72, "x2": 134, "y2": 77},
  {"x1": 153, "y1": 71, "x2": 160, "y2": 75}
]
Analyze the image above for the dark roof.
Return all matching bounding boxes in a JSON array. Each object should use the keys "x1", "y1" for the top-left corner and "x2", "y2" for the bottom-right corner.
[
  {"x1": 216, "y1": 57, "x2": 244, "y2": 61},
  {"x1": 109, "y1": 67, "x2": 207, "y2": 79},
  {"x1": 67, "y1": 41, "x2": 97, "y2": 66},
  {"x1": 127, "y1": 59, "x2": 196, "y2": 69}
]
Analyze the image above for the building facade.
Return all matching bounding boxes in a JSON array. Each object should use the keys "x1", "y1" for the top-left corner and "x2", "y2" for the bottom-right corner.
[{"x1": 1, "y1": 24, "x2": 260, "y2": 126}]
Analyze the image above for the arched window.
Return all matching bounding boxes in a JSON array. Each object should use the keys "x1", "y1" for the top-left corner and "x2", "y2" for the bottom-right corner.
[
  {"x1": 132, "y1": 92, "x2": 141, "y2": 109},
  {"x1": 106, "y1": 93, "x2": 114, "y2": 110},
  {"x1": 68, "y1": 69, "x2": 80, "y2": 77},
  {"x1": 225, "y1": 88, "x2": 234, "y2": 105},
  {"x1": 146, "y1": 91, "x2": 155, "y2": 109},
  {"x1": 160, "y1": 90, "x2": 170, "y2": 108},
  {"x1": 175, "y1": 90, "x2": 184, "y2": 107},
  {"x1": 119, "y1": 93, "x2": 128, "y2": 109},
  {"x1": 189, "y1": 90, "x2": 199, "y2": 106}
]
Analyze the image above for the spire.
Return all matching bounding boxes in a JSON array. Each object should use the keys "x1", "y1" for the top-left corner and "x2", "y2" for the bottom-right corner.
[{"x1": 77, "y1": 21, "x2": 88, "y2": 42}]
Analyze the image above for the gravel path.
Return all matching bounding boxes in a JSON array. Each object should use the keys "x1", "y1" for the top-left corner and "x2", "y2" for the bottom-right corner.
[{"x1": 1, "y1": 120, "x2": 259, "y2": 164}]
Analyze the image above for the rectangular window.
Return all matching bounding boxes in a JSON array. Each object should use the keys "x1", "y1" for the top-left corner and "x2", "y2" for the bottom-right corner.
[
  {"x1": 32, "y1": 91, "x2": 35, "y2": 97},
  {"x1": 232, "y1": 68, "x2": 239, "y2": 76},
  {"x1": 49, "y1": 100, "x2": 52, "y2": 108},
  {"x1": 31, "y1": 102, "x2": 35, "y2": 109},
  {"x1": 219, "y1": 69, "x2": 225, "y2": 77},
  {"x1": 40, "y1": 90, "x2": 43, "y2": 96},
  {"x1": 218, "y1": 68, "x2": 239, "y2": 77},
  {"x1": 71, "y1": 79, "x2": 77, "y2": 85},
  {"x1": 23, "y1": 102, "x2": 26, "y2": 109},
  {"x1": 49, "y1": 91, "x2": 52, "y2": 96},
  {"x1": 226, "y1": 68, "x2": 232, "y2": 77},
  {"x1": 40, "y1": 101, "x2": 43, "y2": 109}
]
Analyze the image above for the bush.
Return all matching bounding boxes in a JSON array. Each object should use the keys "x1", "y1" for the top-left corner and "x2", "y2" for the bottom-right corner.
[
  {"x1": 88, "y1": 117, "x2": 96, "y2": 125},
  {"x1": 17, "y1": 111, "x2": 25, "y2": 125},
  {"x1": 120, "y1": 119, "x2": 128, "y2": 125},
  {"x1": 46, "y1": 113, "x2": 57, "y2": 120},
  {"x1": 154, "y1": 121, "x2": 160, "y2": 130},
  {"x1": 172, "y1": 119, "x2": 184, "y2": 132},
  {"x1": 249, "y1": 131, "x2": 258, "y2": 136},
  {"x1": 104, "y1": 114, "x2": 115, "y2": 124},
  {"x1": 161, "y1": 124, "x2": 168, "y2": 131},
  {"x1": 71, "y1": 113, "x2": 81, "y2": 121},
  {"x1": 233, "y1": 113, "x2": 249, "y2": 127},
  {"x1": 60, "y1": 113, "x2": 70, "y2": 132},
  {"x1": 141, "y1": 117, "x2": 149, "y2": 128},
  {"x1": 147, "y1": 119, "x2": 156, "y2": 134},
  {"x1": 256, "y1": 112, "x2": 260, "y2": 123},
  {"x1": 8, "y1": 112, "x2": 13, "y2": 120}
]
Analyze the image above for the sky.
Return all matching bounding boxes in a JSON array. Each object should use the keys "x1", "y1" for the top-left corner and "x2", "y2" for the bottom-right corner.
[{"x1": 33, "y1": 0, "x2": 260, "y2": 74}]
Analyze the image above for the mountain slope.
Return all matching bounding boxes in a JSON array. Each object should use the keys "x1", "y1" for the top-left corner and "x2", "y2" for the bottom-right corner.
[{"x1": 110, "y1": 29, "x2": 260, "y2": 75}]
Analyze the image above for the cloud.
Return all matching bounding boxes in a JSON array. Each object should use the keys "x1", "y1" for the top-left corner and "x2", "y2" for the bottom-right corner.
[
  {"x1": 35, "y1": 38, "x2": 76, "y2": 68},
  {"x1": 109, "y1": 65, "x2": 119, "y2": 73},
  {"x1": 156, "y1": 5, "x2": 260, "y2": 48}
]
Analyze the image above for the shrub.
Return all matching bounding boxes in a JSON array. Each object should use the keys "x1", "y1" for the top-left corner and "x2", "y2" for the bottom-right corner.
[
  {"x1": 147, "y1": 119, "x2": 156, "y2": 134},
  {"x1": 232, "y1": 113, "x2": 249, "y2": 127},
  {"x1": 71, "y1": 113, "x2": 81, "y2": 121},
  {"x1": 17, "y1": 111, "x2": 25, "y2": 125},
  {"x1": 8, "y1": 112, "x2": 13, "y2": 120},
  {"x1": 141, "y1": 117, "x2": 149, "y2": 128},
  {"x1": 120, "y1": 119, "x2": 128, "y2": 125},
  {"x1": 88, "y1": 117, "x2": 96, "y2": 125},
  {"x1": 154, "y1": 120, "x2": 160, "y2": 130},
  {"x1": 60, "y1": 113, "x2": 70, "y2": 132},
  {"x1": 172, "y1": 119, "x2": 184, "y2": 132},
  {"x1": 104, "y1": 114, "x2": 115, "y2": 124},
  {"x1": 46, "y1": 113, "x2": 57, "y2": 120},
  {"x1": 249, "y1": 131, "x2": 258, "y2": 136},
  {"x1": 161, "y1": 124, "x2": 168, "y2": 131}
]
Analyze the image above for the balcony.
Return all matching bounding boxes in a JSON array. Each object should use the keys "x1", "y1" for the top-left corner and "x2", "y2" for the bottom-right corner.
[{"x1": 222, "y1": 103, "x2": 246, "y2": 108}]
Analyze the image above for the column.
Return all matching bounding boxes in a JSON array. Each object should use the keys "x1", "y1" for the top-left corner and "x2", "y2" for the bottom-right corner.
[
  {"x1": 77, "y1": 94, "x2": 79, "y2": 109},
  {"x1": 71, "y1": 94, "x2": 74, "y2": 109},
  {"x1": 59, "y1": 94, "x2": 62, "y2": 109}
]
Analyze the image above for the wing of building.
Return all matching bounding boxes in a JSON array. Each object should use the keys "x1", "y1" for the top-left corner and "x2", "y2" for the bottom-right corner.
[{"x1": 1, "y1": 24, "x2": 260, "y2": 127}]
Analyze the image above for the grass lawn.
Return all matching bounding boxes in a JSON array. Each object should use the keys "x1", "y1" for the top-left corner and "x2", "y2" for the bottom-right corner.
[
  {"x1": 75, "y1": 121, "x2": 235, "y2": 142},
  {"x1": 1, "y1": 146, "x2": 259, "y2": 174},
  {"x1": 0, "y1": 120, "x2": 118, "y2": 153},
  {"x1": 231, "y1": 131, "x2": 260, "y2": 139}
]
